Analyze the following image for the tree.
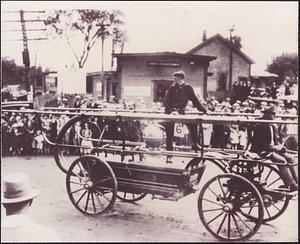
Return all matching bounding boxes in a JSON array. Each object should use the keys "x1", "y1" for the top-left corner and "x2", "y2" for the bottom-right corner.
[
  {"x1": 44, "y1": 9, "x2": 125, "y2": 69},
  {"x1": 1, "y1": 57, "x2": 45, "y2": 98},
  {"x1": 2, "y1": 57, "x2": 25, "y2": 86},
  {"x1": 267, "y1": 53, "x2": 298, "y2": 81},
  {"x1": 231, "y1": 36, "x2": 242, "y2": 50},
  {"x1": 228, "y1": 35, "x2": 242, "y2": 50}
]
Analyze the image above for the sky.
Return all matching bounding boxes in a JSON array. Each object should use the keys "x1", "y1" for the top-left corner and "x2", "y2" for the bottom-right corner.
[{"x1": 1, "y1": 1, "x2": 298, "y2": 75}]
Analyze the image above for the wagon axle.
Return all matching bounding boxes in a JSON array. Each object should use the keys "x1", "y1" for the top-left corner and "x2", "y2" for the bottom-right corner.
[{"x1": 83, "y1": 181, "x2": 93, "y2": 189}]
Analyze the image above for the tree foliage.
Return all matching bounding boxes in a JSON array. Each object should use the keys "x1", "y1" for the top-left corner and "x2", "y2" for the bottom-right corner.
[
  {"x1": 1, "y1": 57, "x2": 44, "y2": 87},
  {"x1": 231, "y1": 36, "x2": 242, "y2": 49},
  {"x1": 44, "y1": 9, "x2": 126, "y2": 68},
  {"x1": 2, "y1": 57, "x2": 25, "y2": 85},
  {"x1": 267, "y1": 53, "x2": 298, "y2": 80},
  {"x1": 228, "y1": 35, "x2": 242, "y2": 49}
]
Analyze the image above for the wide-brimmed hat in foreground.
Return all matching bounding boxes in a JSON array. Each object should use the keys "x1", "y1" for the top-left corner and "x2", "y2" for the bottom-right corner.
[{"x1": 2, "y1": 173, "x2": 39, "y2": 204}]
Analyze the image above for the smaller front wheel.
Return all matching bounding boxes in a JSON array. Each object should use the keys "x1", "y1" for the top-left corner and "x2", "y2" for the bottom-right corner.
[
  {"x1": 66, "y1": 155, "x2": 117, "y2": 215},
  {"x1": 198, "y1": 173, "x2": 264, "y2": 241}
]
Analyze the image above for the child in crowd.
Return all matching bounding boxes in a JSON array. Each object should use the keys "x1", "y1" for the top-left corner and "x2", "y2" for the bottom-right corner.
[
  {"x1": 34, "y1": 130, "x2": 44, "y2": 155},
  {"x1": 229, "y1": 124, "x2": 239, "y2": 150},
  {"x1": 72, "y1": 122, "x2": 82, "y2": 155},
  {"x1": 42, "y1": 116, "x2": 51, "y2": 154},
  {"x1": 238, "y1": 126, "x2": 248, "y2": 150},
  {"x1": 80, "y1": 123, "x2": 93, "y2": 155}
]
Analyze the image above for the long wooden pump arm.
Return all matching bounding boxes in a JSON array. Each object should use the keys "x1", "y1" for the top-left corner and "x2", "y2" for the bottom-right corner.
[
  {"x1": 41, "y1": 106, "x2": 298, "y2": 119},
  {"x1": 2, "y1": 109, "x2": 298, "y2": 125}
]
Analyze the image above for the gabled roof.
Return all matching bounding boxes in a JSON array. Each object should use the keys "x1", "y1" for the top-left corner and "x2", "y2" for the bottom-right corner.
[
  {"x1": 113, "y1": 52, "x2": 216, "y2": 61},
  {"x1": 186, "y1": 33, "x2": 255, "y2": 64}
]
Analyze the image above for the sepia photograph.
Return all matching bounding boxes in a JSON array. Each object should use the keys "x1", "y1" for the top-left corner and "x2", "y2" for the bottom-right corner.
[{"x1": 1, "y1": 1, "x2": 298, "y2": 242}]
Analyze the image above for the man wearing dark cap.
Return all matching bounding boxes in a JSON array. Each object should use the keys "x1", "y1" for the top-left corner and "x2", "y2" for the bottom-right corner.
[
  {"x1": 163, "y1": 70, "x2": 207, "y2": 152},
  {"x1": 249, "y1": 105, "x2": 298, "y2": 192}
]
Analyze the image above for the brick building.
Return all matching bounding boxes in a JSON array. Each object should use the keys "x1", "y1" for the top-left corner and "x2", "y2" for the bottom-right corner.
[
  {"x1": 187, "y1": 33, "x2": 255, "y2": 100},
  {"x1": 87, "y1": 52, "x2": 216, "y2": 103}
]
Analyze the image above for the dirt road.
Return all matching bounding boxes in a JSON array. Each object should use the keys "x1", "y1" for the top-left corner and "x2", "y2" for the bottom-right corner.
[{"x1": 1, "y1": 155, "x2": 298, "y2": 242}]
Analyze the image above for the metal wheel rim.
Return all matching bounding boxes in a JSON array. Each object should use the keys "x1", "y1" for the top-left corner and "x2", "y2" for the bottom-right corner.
[
  {"x1": 198, "y1": 173, "x2": 264, "y2": 241},
  {"x1": 66, "y1": 155, "x2": 117, "y2": 215},
  {"x1": 252, "y1": 164, "x2": 289, "y2": 222}
]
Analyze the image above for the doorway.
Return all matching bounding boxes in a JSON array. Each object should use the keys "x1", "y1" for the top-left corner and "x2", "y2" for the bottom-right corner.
[{"x1": 153, "y1": 80, "x2": 173, "y2": 102}]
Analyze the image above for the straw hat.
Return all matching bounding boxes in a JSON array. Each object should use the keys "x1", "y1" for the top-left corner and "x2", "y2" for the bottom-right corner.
[{"x1": 2, "y1": 173, "x2": 39, "y2": 204}]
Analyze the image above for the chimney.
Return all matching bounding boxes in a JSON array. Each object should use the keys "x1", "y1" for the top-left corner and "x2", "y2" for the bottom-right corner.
[{"x1": 202, "y1": 30, "x2": 207, "y2": 42}]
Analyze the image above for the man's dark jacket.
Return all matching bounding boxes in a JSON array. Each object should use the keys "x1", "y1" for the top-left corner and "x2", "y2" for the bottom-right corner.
[
  {"x1": 250, "y1": 122, "x2": 277, "y2": 153},
  {"x1": 163, "y1": 83, "x2": 207, "y2": 114}
]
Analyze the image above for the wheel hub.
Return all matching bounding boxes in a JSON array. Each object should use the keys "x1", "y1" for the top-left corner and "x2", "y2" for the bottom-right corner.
[
  {"x1": 84, "y1": 181, "x2": 93, "y2": 189},
  {"x1": 263, "y1": 194, "x2": 273, "y2": 207},
  {"x1": 222, "y1": 203, "x2": 234, "y2": 214}
]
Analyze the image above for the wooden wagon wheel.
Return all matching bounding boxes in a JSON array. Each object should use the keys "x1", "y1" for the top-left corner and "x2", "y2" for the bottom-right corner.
[
  {"x1": 54, "y1": 115, "x2": 101, "y2": 174},
  {"x1": 242, "y1": 164, "x2": 290, "y2": 223},
  {"x1": 116, "y1": 192, "x2": 147, "y2": 203},
  {"x1": 198, "y1": 173, "x2": 264, "y2": 241},
  {"x1": 66, "y1": 155, "x2": 117, "y2": 215}
]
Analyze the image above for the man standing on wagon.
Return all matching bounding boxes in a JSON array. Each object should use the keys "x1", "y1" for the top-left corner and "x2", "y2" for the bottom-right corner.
[{"x1": 163, "y1": 70, "x2": 208, "y2": 152}]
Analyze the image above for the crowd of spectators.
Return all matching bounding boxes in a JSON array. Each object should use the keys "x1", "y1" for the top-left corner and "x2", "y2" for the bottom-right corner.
[
  {"x1": 2, "y1": 90, "x2": 297, "y2": 157},
  {"x1": 201, "y1": 97, "x2": 297, "y2": 150},
  {"x1": 231, "y1": 80, "x2": 252, "y2": 103},
  {"x1": 247, "y1": 79, "x2": 297, "y2": 102}
]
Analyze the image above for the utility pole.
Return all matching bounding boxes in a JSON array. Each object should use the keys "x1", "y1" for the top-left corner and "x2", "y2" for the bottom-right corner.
[
  {"x1": 2, "y1": 10, "x2": 47, "y2": 101},
  {"x1": 228, "y1": 25, "x2": 235, "y2": 42},
  {"x1": 96, "y1": 22, "x2": 110, "y2": 101},
  {"x1": 111, "y1": 28, "x2": 116, "y2": 68},
  {"x1": 228, "y1": 25, "x2": 235, "y2": 93},
  {"x1": 120, "y1": 42, "x2": 125, "y2": 53},
  {"x1": 111, "y1": 28, "x2": 122, "y2": 68},
  {"x1": 97, "y1": 22, "x2": 110, "y2": 72},
  {"x1": 20, "y1": 10, "x2": 31, "y2": 94}
]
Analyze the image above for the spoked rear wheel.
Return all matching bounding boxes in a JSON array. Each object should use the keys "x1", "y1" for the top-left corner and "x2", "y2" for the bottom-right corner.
[
  {"x1": 55, "y1": 115, "x2": 101, "y2": 174},
  {"x1": 117, "y1": 192, "x2": 147, "y2": 203},
  {"x1": 66, "y1": 155, "x2": 117, "y2": 215},
  {"x1": 198, "y1": 173, "x2": 264, "y2": 241},
  {"x1": 255, "y1": 164, "x2": 290, "y2": 222}
]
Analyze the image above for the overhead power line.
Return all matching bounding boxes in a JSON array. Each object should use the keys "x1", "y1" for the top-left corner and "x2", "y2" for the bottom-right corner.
[
  {"x1": 3, "y1": 38, "x2": 48, "y2": 41},
  {"x1": 2, "y1": 29, "x2": 47, "y2": 32},
  {"x1": 3, "y1": 19, "x2": 45, "y2": 22},
  {"x1": 2, "y1": 9, "x2": 48, "y2": 97},
  {"x1": 3, "y1": 10, "x2": 45, "y2": 13}
]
